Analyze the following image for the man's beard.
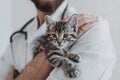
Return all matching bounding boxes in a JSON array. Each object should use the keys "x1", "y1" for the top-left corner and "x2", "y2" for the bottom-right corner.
[{"x1": 31, "y1": 0, "x2": 63, "y2": 13}]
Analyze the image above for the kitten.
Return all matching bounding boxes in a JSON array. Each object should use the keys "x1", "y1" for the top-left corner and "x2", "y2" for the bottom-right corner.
[{"x1": 33, "y1": 14, "x2": 81, "y2": 78}]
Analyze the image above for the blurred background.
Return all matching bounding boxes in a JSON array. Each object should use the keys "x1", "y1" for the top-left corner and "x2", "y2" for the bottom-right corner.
[{"x1": 0, "y1": 0, "x2": 120, "y2": 80}]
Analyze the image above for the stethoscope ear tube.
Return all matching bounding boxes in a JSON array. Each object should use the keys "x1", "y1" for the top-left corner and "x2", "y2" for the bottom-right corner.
[
  {"x1": 10, "y1": 17, "x2": 35, "y2": 43},
  {"x1": 10, "y1": 30, "x2": 28, "y2": 72},
  {"x1": 9, "y1": 17, "x2": 34, "y2": 74},
  {"x1": 10, "y1": 30, "x2": 27, "y2": 43}
]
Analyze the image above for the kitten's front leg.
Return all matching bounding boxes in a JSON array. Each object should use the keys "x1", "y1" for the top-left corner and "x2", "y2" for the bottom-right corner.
[
  {"x1": 67, "y1": 53, "x2": 81, "y2": 63},
  {"x1": 46, "y1": 51, "x2": 66, "y2": 67},
  {"x1": 62, "y1": 59, "x2": 81, "y2": 78},
  {"x1": 63, "y1": 49, "x2": 80, "y2": 63},
  {"x1": 62, "y1": 50, "x2": 81, "y2": 78},
  {"x1": 46, "y1": 51, "x2": 81, "y2": 78}
]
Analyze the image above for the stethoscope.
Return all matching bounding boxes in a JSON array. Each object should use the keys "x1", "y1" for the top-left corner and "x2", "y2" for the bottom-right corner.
[
  {"x1": 10, "y1": 4, "x2": 68, "y2": 78},
  {"x1": 10, "y1": 17, "x2": 35, "y2": 77}
]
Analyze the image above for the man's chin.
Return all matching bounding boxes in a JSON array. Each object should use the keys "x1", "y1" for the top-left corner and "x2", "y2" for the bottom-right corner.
[
  {"x1": 37, "y1": 3, "x2": 56, "y2": 13},
  {"x1": 32, "y1": 0, "x2": 64, "y2": 13},
  {"x1": 38, "y1": 8, "x2": 55, "y2": 13}
]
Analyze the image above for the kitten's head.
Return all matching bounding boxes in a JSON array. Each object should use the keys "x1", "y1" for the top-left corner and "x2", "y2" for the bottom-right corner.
[{"x1": 45, "y1": 14, "x2": 78, "y2": 49}]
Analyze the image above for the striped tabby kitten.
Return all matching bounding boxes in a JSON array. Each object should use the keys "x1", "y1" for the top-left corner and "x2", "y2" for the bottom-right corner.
[{"x1": 33, "y1": 14, "x2": 81, "y2": 78}]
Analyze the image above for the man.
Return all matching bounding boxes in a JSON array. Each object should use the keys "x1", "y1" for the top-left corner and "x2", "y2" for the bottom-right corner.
[{"x1": 0, "y1": 0, "x2": 116, "y2": 80}]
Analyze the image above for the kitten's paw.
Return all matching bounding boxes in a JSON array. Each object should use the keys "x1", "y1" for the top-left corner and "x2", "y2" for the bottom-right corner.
[
  {"x1": 68, "y1": 54, "x2": 80, "y2": 63},
  {"x1": 66, "y1": 68, "x2": 80, "y2": 78},
  {"x1": 48, "y1": 57, "x2": 64, "y2": 67}
]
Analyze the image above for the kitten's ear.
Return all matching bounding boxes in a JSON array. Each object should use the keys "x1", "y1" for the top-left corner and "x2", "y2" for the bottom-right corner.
[
  {"x1": 67, "y1": 14, "x2": 78, "y2": 32},
  {"x1": 45, "y1": 15, "x2": 55, "y2": 27},
  {"x1": 68, "y1": 14, "x2": 78, "y2": 26}
]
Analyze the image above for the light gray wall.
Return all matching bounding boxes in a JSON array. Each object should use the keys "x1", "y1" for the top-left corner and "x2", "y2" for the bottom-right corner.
[
  {"x1": 0, "y1": 0, "x2": 120, "y2": 80},
  {"x1": 0, "y1": 0, "x2": 12, "y2": 56}
]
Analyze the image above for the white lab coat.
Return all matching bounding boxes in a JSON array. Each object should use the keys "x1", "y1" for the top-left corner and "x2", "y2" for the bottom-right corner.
[{"x1": 0, "y1": 0, "x2": 116, "y2": 80}]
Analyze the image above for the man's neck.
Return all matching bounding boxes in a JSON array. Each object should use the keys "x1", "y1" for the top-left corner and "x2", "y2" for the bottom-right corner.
[{"x1": 37, "y1": 10, "x2": 52, "y2": 28}]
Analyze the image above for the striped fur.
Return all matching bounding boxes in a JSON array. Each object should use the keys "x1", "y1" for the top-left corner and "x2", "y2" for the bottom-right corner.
[{"x1": 33, "y1": 14, "x2": 80, "y2": 78}]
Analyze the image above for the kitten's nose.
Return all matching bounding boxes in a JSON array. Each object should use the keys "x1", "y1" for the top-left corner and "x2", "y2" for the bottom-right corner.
[
  {"x1": 58, "y1": 42, "x2": 61, "y2": 46},
  {"x1": 57, "y1": 39, "x2": 62, "y2": 46}
]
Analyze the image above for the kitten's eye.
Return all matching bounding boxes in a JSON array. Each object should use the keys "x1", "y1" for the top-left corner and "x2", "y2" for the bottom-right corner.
[
  {"x1": 64, "y1": 34, "x2": 68, "y2": 38},
  {"x1": 47, "y1": 34, "x2": 51, "y2": 37},
  {"x1": 52, "y1": 34, "x2": 57, "y2": 37}
]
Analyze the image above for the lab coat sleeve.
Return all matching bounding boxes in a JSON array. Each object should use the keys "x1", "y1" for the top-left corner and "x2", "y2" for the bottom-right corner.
[
  {"x1": 46, "y1": 17, "x2": 116, "y2": 80},
  {"x1": 71, "y1": 18, "x2": 116, "y2": 80},
  {"x1": 69, "y1": 17, "x2": 116, "y2": 80},
  {"x1": 0, "y1": 44, "x2": 13, "y2": 80}
]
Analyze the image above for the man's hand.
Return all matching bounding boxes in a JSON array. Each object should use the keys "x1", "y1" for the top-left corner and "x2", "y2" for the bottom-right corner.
[
  {"x1": 5, "y1": 66, "x2": 14, "y2": 80},
  {"x1": 6, "y1": 52, "x2": 53, "y2": 80},
  {"x1": 15, "y1": 52, "x2": 53, "y2": 80},
  {"x1": 77, "y1": 13, "x2": 98, "y2": 38},
  {"x1": 62, "y1": 13, "x2": 98, "y2": 38}
]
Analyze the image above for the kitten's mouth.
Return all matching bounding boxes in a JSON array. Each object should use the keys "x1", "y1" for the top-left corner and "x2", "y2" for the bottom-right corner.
[
  {"x1": 58, "y1": 45, "x2": 62, "y2": 47},
  {"x1": 56, "y1": 44, "x2": 62, "y2": 47},
  {"x1": 57, "y1": 42, "x2": 62, "y2": 46},
  {"x1": 58, "y1": 44, "x2": 67, "y2": 49}
]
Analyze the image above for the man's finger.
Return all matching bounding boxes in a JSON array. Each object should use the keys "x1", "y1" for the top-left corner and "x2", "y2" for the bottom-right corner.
[
  {"x1": 78, "y1": 13, "x2": 98, "y2": 19},
  {"x1": 77, "y1": 22, "x2": 96, "y2": 38},
  {"x1": 78, "y1": 17, "x2": 98, "y2": 28},
  {"x1": 5, "y1": 66, "x2": 14, "y2": 80}
]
